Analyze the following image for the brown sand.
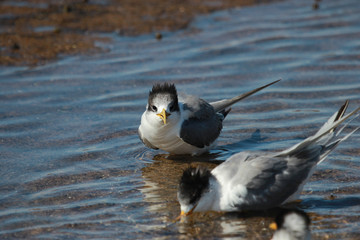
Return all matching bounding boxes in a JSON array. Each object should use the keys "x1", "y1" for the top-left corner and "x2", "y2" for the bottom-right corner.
[{"x1": 0, "y1": 0, "x2": 274, "y2": 66}]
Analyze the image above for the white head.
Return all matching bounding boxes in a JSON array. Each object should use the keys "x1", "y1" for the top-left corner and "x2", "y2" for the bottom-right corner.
[{"x1": 145, "y1": 83, "x2": 181, "y2": 127}]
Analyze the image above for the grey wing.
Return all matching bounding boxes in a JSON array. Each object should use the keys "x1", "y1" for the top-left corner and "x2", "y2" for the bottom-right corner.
[
  {"x1": 213, "y1": 149, "x2": 321, "y2": 211},
  {"x1": 212, "y1": 151, "x2": 284, "y2": 188},
  {"x1": 180, "y1": 97, "x2": 223, "y2": 148},
  {"x1": 138, "y1": 128, "x2": 159, "y2": 150},
  {"x1": 210, "y1": 79, "x2": 280, "y2": 112}
]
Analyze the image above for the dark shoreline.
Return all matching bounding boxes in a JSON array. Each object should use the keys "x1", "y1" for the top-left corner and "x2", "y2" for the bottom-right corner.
[{"x1": 0, "y1": 0, "x2": 276, "y2": 66}]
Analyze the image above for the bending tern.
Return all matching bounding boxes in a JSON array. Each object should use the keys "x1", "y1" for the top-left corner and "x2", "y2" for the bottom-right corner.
[
  {"x1": 270, "y1": 209, "x2": 311, "y2": 240},
  {"x1": 177, "y1": 101, "x2": 359, "y2": 216},
  {"x1": 138, "y1": 80, "x2": 280, "y2": 155}
]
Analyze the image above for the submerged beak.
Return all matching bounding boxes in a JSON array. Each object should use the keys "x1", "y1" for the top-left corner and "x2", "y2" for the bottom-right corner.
[
  {"x1": 269, "y1": 222, "x2": 278, "y2": 230},
  {"x1": 174, "y1": 204, "x2": 197, "y2": 222},
  {"x1": 157, "y1": 108, "x2": 171, "y2": 124}
]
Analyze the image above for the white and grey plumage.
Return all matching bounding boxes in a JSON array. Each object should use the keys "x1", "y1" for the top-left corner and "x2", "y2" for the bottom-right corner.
[
  {"x1": 138, "y1": 80, "x2": 280, "y2": 155},
  {"x1": 270, "y1": 209, "x2": 311, "y2": 240},
  {"x1": 177, "y1": 101, "x2": 359, "y2": 215}
]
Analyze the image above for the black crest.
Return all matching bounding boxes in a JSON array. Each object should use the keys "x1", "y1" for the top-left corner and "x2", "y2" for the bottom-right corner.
[
  {"x1": 178, "y1": 166, "x2": 211, "y2": 205},
  {"x1": 149, "y1": 83, "x2": 177, "y2": 97},
  {"x1": 148, "y1": 83, "x2": 179, "y2": 112},
  {"x1": 275, "y1": 209, "x2": 311, "y2": 229}
]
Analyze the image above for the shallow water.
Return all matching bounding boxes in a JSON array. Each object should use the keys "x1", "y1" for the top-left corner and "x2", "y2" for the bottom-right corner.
[{"x1": 1, "y1": 0, "x2": 360, "y2": 239}]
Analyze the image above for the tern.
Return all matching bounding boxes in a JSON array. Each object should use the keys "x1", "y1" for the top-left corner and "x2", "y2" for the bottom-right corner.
[
  {"x1": 177, "y1": 101, "x2": 359, "y2": 216},
  {"x1": 270, "y1": 209, "x2": 311, "y2": 240},
  {"x1": 138, "y1": 80, "x2": 280, "y2": 155}
]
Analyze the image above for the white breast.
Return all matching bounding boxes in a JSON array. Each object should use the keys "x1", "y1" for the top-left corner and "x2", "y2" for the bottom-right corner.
[{"x1": 139, "y1": 111, "x2": 212, "y2": 155}]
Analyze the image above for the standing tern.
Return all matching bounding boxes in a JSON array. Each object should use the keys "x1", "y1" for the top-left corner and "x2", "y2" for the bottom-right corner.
[
  {"x1": 270, "y1": 209, "x2": 311, "y2": 240},
  {"x1": 177, "y1": 101, "x2": 359, "y2": 216},
  {"x1": 138, "y1": 80, "x2": 280, "y2": 155}
]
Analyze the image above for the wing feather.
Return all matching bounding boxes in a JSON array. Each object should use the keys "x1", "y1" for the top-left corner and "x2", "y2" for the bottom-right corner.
[
  {"x1": 210, "y1": 79, "x2": 280, "y2": 113},
  {"x1": 179, "y1": 97, "x2": 223, "y2": 148},
  {"x1": 212, "y1": 151, "x2": 320, "y2": 211}
]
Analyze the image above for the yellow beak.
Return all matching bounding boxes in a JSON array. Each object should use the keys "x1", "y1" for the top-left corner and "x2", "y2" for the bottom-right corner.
[
  {"x1": 156, "y1": 108, "x2": 171, "y2": 125},
  {"x1": 180, "y1": 210, "x2": 186, "y2": 217},
  {"x1": 174, "y1": 205, "x2": 197, "y2": 222},
  {"x1": 269, "y1": 222, "x2": 278, "y2": 230}
]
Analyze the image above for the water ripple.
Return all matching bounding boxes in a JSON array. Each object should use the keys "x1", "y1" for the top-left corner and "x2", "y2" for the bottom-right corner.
[{"x1": 1, "y1": 0, "x2": 360, "y2": 239}]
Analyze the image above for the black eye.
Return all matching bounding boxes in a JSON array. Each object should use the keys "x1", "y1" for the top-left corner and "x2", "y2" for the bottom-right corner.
[
  {"x1": 152, "y1": 105, "x2": 157, "y2": 112},
  {"x1": 170, "y1": 103, "x2": 176, "y2": 112}
]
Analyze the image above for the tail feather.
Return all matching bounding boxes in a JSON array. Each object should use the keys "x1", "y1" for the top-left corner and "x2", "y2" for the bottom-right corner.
[
  {"x1": 315, "y1": 100, "x2": 348, "y2": 138},
  {"x1": 315, "y1": 100, "x2": 348, "y2": 146},
  {"x1": 277, "y1": 101, "x2": 360, "y2": 157},
  {"x1": 335, "y1": 100, "x2": 349, "y2": 121},
  {"x1": 335, "y1": 111, "x2": 359, "y2": 137},
  {"x1": 210, "y1": 79, "x2": 280, "y2": 113},
  {"x1": 319, "y1": 127, "x2": 359, "y2": 164}
]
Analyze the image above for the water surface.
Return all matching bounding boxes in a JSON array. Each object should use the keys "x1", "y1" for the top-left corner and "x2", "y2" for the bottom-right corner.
[{"x1": 1, "y1": 0, "x2": 360, "y2": 239}]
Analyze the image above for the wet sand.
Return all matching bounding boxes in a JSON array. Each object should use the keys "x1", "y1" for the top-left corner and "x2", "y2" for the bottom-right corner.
[{"x1": 0, "y1": 0, "x2": 275, "y2": 66}]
